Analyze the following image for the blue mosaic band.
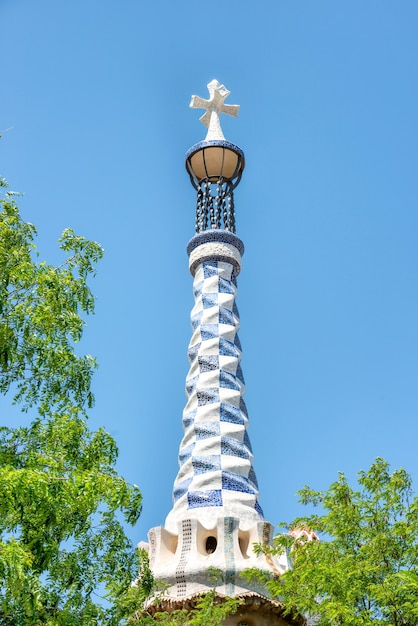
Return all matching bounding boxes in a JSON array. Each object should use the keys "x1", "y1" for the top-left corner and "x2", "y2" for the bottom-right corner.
[
  {"x1": 187, "y1": 230, "x2": 244, "y2": 276},
  {"x1": 165, "y1": 234, "x2": 264, "y2": 532},
  {"x1": 187, "y1": 230, "x2": 245, "y2": 256}
]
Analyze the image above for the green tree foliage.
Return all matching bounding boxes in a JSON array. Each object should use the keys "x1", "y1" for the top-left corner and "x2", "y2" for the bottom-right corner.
[
  {"x1": 119, "y1": 555, "x2": 242, "y2": 625},
  {"x1": 0, "y1": 178, "x2": 240, "y2": 626},
  {"x1": 0, "y1": 187, "x2": 101, "y2": 414},
  {"x1": 123, "y1": 588, "x2": 241, "y2": 626},
  {"x1": 257, "y1": 458, "x2": 418, "y2": 626},
  {"x1": 0, "y1": 183, "x2": 142, "y2": 624}
]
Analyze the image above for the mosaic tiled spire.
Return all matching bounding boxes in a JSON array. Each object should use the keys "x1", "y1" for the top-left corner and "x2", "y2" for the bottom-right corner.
[
  {"x1": 165, "y1": 230, "x2": 263, "y2": 533},
  {"x1": 140, "y1": 82, "x2": 294, "y2": 621}
]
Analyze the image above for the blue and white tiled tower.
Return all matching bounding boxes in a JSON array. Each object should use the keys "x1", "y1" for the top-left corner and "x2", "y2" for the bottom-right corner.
[
  {"x1": 165, "y1": 229, "x2": 263, "y2": 534},
  {"x1": 141, "y1": 81, "x2": 299, "y2": 625}
]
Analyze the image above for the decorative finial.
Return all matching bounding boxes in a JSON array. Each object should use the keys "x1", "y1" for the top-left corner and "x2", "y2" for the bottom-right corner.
[{"x1": 190, "y1": 79, "x2": 240, "y2": 141}]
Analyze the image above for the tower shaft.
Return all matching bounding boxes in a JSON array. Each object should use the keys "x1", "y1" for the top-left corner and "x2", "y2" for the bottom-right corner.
[
  {"x1": 166, "y1": 231, "x2": 262, "y2": 533},
  {"x1": 145, "y1": 232, "x2": 289, "y2": 604}
]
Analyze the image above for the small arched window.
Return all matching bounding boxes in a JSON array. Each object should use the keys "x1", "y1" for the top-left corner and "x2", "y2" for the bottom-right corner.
[{"x1": 205, "y1": 536, "x2": 217, "y2": 554}]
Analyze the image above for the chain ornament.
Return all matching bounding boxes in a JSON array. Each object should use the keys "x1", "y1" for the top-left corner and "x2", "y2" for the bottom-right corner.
[{"x1": 195, "y1": 179, "x2": 236, "y2": 233}]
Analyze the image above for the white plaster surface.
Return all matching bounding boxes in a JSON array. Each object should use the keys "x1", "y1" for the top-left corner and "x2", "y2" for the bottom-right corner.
[
  {"x1": 142, "y1": 517, "x2": 290, "y2": 602},
  {"x1": 188, "y1": 240, "x2": 242, "y2": 276},
  {"x1": 190, "y1": 79, "x2": 240, "y2": 141}
]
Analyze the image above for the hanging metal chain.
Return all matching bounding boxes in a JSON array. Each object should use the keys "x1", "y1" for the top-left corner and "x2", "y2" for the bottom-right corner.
[
  {"x1": 215, "y1": 179, "x2": 222, "y2": 229},
  {"x1": 195, "y1": 180, "x2": 235, "y2": 232},
  {"x1": 228, "y1": 192, "x2": 236, "y2": 233},
  {"x1": 196, "y1": 182, "x2": 210, "y2": 233},
  {"x1": 221, "y1": 183, "x2": 228, "y2": 230},
  {"x1": 207, "y1": 182, "x2": 215, "y2": 228},
  {"x1": 196, "y1": 185, "x2": 203, "y2": 233},
  {"x1": 203, "y1": 183, "x2": 210, "y2": 231}
]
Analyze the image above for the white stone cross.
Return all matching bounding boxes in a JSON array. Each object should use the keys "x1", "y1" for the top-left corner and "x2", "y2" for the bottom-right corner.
[{"x1": 190, "y1": 79, "x2": 240, "y2": 141}]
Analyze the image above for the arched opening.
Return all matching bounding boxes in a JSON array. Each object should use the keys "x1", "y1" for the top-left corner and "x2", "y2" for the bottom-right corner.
[
  {"x1": 238, "y1": 531, "x2": 250, "y2": 559},
  {"x1": 205, "y1": 535, "x2": 217, "y2": 554}
]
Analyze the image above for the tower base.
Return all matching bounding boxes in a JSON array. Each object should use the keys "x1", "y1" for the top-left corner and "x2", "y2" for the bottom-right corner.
[
  {"x1": 140, "y1": 517, "x2": 288, "y2": 600},
  {"x1": 138, "y1": 517, "x2": 304, "y2": 624},
  {"x1": 146, "y1": 593, "x2": 304, "y2": 626}
]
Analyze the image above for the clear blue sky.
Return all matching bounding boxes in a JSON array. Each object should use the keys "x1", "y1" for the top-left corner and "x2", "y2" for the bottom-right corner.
[{"x1": 2, "y1": 0, "x2": 418, "y2": 547}]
